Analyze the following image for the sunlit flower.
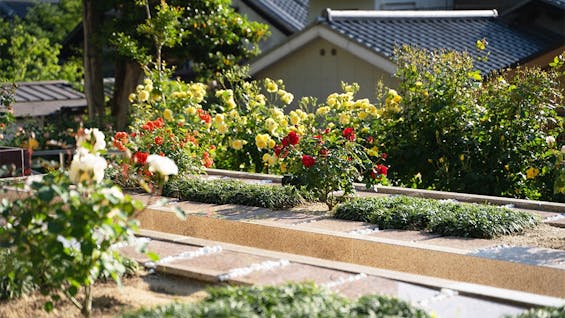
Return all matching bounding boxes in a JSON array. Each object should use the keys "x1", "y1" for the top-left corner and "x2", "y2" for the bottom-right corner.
[
  {"x1": 230, "y1": 139, "x2": 246, "y2": 150},
  {"x1": 217, "y1": 123, "x2": 228, "y2": 134},
  {"x1": 302, "y1": 154, "x2": 316, "y2": 167},
  {"x1": 138, "y1": 90, "x2": 150, "y2": 102},
  {"x1": 339, "y1": 113, "x2": 350, "y2": 125},
  {"x1": 526, "y1": 167, "x2": 539, "y2": 179},
  {"x1": 76, "y1": 128, "x2": 106, "y2": 152},
  {"x1": 255, "y1": 134, "x2": 271, "y2": 149},
  {"x1": 316, "y1": 106, "x2": 330, "y2": 116},
  {"x1": 546, "y1": 136, "x2": 556, "y2": 147},
  {"x1": 69, "y1": 148, "x2": 107, "y2": 184},
  {"x1": 280, "y1": 92, "x2": 294, "y2": 105},
  {"x1": 265, "y1": 78, "x2": 278, "y2": 93},
  {"x1": 265, "y1": 118, "x2": 278, "y2": 133},
  {"x1": 128, "y1": 93, "x2": 136, "y2": 103},
  {"x1": 147, "y1": 155, "x2": 178, "y2": 176},
  {"x1": 163, "y1": 109, "x2": 174, "y2": 121},
  {"x1": 289, "y1": 111, "x2": 301, "y2": 125},
  {"x1": 262, "y1": 153, "x2": 277, "y2": 166}
]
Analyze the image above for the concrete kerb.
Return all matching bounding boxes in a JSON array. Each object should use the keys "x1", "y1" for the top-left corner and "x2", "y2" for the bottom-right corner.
[
  {"x1": 137, "y1": 206, "x2": 565, "y2": 299},
  {"x1": 138, "y1": 228, "x2": 565, "y2": 308}
]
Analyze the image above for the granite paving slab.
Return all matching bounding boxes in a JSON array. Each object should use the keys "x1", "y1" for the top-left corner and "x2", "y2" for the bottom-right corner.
[
  {"x1": 331, "y1": 274, "x2": 439, "y2": 302},
  {"x1": 469, "y1": 246, "x2": 565, "y2": 269},
  {"x1": 243, "y1": 263, "x2": 353, "y2": 286},
  {"x1": 119, "y1": 239, "x2": 201, "y2": 264},
  {"x1": 423, "y1": 293, "x2": 528, "y2": 318}
]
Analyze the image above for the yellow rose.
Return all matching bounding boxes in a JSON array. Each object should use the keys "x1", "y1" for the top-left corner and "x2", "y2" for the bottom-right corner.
[
  {"x1": 280, "y1": 119, "x2": 288, "y2": 127},
  {"x1": 271, "y1": 108, "x2": 285, "y2": 121},
  {"x1": 163, "y1": 109, "x2": 174, "y2": 121},
  {"x1": 339, "y1": 113, "x2": 350, "y2": 125},
  {"x1": 393, "y1": 94, "x2": 402, "y2": 103},
  {"x1": 359, "y1": 111, "x2": 368, "y2": 120},
  {"x1": 280, "y1": 161, "x2": 287, "y2": 173},
  {"x1": 138, "y1": 90, "x2": 150, "y2": 102},
  {"x1": 526, "y1": 167, "x2": 539, "y2": 179},
  {"x1": 289, "y1": 111, "x2": 300, "y2": 125},
  {"x1": 459, "y1": 154, "x2": 465, "y2": 161},
  {"x1": 268, "y1": 139, "x2": 276, "y2": 149},
  {"x1": 265, "y1": 78, "x2": 278, "y2": 93},
  {"x1": 214, "y1": 114, "x2": 224, "y2": 125},
  {"x1": 255, "y1": 134, "x2": 270, "y2": 149},
  {"x1": 326, "y1": 93, "x2": 338, "y2": 107},
  {"x1": 128, "y1": 93, "x2": 136, "y2": 103},
  {"x1": 265, "y1": 118, "x2": 278, "y2": 133},
  {"x1": 187, "y1": 106, "x2": 197, "y2": 115},
  {"x1": 255, "y1": 94, "x2": 266, "y2": 105},
  {"x1": 367, "y1": 146, "x2": 379, "y2": 157},
  {"x1": 316, "y1": 106, "x2": 330, "y2": 116},
  {"x1": 230, "y1": 139, "x2": 246, "y2": 150},
  {"x1": 281, "y1": 92, "x2": 294, "y2": 105},
  {"x1": 217, "y1": 123, "x2": 228, "y2": 134}
]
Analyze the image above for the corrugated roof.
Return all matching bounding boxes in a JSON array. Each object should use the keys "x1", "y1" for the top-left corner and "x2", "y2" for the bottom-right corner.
[
  {"x1": 322, "y1": 10, "x2": 559, "y2": 74},
  {"x1": 13, "y1": 80, "x2": 86, "y2": 117}
]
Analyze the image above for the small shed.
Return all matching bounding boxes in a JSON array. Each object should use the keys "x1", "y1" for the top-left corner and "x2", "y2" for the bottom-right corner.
[{"x1": 12, "y1": 80, "x2": 86, "y2": 119}]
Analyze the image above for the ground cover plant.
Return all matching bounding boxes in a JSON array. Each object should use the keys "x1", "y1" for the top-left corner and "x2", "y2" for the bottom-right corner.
[
  {"x1": 163, "y1": 177, "x2": 312, "y2": 209},
  {"x1": 121, "y1": 282, "x2": 432, "y2": 318},
  {"x1": 333, "y1": 195, "x2": 539, "y2": 238},
  {"x1": 510, "y1": 305, "x2": 565, "y2": 318}
]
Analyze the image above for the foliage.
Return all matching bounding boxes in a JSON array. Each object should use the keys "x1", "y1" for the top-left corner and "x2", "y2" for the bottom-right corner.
[
  {"x1": 163, "y1": 177, "x2": 309, "y2": 209},
  {"x1": 121, "y1": 282, "x2": 432, "y2": 318},
  {"x1": 509, "y1": 305, "x2": 565, "y2": 318},
  {"x1": 333, "y1": 196, "x2": 539, "y2": 238},
  {"x1": 382, "y1": 45, "x2": 564, "y2": 201},
  {"x1": 111, "y1": 0, "x2": 269, "y2": 82},
  {"x1": 0, "y1": 82, "x2": 15, "y2": 142},
  {"x1": 0, "y1": 249, "x2": 37, "y2": 300},
  {"x1": 0, "y1": 0, "x2": 83, "y2": 84},
  {"x1": 0, "y1": 130, "x2": 145, "y2": 317}
]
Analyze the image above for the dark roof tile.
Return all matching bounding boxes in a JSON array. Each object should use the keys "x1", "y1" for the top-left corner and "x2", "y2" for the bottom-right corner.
[{"x1": 323, "y1": 12, "x2": 559, "y2": 73}]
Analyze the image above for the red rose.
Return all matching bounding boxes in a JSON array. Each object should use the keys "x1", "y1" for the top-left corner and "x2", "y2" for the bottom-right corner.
[
  {"x1": 274, "y1": 145, "x2": 283, "y2": 157},
  {"x1": 381, "y1": 153, "x2": 388, "y2": 159},
  {"x1": 367, "y1": 136, "x2": 374, "y2": 144},
  {"x1": 153, "y1": 118, "x2": 164, "y2": 128},
  {"x1": 376, "y1": 164, "x2": 388, "y2": 176},
  {"x1": 302, "y1": 154, "x2": 316, "y2": 167},
  {"x1": 133, "y1": 151, "x2": 149, "y2": 165},
  {"x1": 342, "y1": 127, "x2": 356, "y2": 141},
  {"x1": 319, "y1": 148, "x2": 329, "y2": 156},
  {"x1": 155, "y1": 136, "x2": 164, "y2": 145},
  {"x1": 287, "y1": 131, "x2": 300, "y2": 145}
]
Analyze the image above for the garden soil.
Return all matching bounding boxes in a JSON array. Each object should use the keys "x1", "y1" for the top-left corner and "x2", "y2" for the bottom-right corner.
[{"x1": 0, "y1": 271, "x2": 211, "y2": 318}]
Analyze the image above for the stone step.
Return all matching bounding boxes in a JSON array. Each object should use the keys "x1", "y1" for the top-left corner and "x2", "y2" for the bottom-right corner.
[{"x1": 115, "y1": 232, "x2": 559, "y2": 318}]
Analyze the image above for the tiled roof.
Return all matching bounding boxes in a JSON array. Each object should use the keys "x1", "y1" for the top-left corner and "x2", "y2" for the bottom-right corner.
[
  {"x1": 242, "y1": 0, "x2": 308, "y2": 33},
  {"x1": 322, "y1": 10, "x2": 560, "y2": 74},
  {"x1": 13, "y1": 81, "x2": 86, "y2": 117},
  {"x1": 540, "y1": 0, "x2": 565, "y2": 9}
]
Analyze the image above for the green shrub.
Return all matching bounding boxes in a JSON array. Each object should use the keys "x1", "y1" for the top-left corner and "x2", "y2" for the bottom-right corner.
[
  {"x1": 333, "y1": 196, "x2": 539, "y2": 238},
  {"x1": 510, "y1": 305, "x2": 565, "y2": 318},
  {"x1": 163, "y1": 177, "x2": 310, "y2": 209},
  {"x1": 383, "y1": 45, "x2": 563, "y2": 202},
  {"x1": 0, "y1": 249, "x2": 37, "y2": 300},
  {"x1": 121, "y1": 282, "x2": 431, "y2": 318}
]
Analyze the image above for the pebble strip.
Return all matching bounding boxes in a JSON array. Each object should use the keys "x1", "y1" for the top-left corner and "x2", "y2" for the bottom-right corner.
[
  {"x1": 145, "y1": 245, "x2": 223, "y2": 269},
  {"x1": 544, "y1": 213, "x2": 565, "y2": 222},
  {"x1": 111, "y1": 237, "x2": 152, "y2": 250},
  {"x1": 321, "y1": 273, "x2": 367, "y2": 289},
  {"x1": 417, "y1": 288, "x2": 458, "y2": 308},
  {"x1": 217, "y1": 259, "x2": 290, "y2": 282},
  {"x1": 348, "y1": 227, "x2": 380, "y2": 235}
]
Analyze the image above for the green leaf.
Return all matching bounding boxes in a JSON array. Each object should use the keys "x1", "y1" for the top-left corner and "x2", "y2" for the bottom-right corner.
[
  {"x1": 146, "y1": 251, "x2": 160, "y2": 262},
  {"x1": 44, "y1": 301, "x2": 53, "y2": 312},
  {"x1": 37, "y1": 186, "x2": 55, "y2": 202}
]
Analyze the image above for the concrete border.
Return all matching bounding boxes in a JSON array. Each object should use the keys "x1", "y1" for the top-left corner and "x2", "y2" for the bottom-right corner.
[{"x1": 137, "y1": 207, "x2": 565, "y2": 298}]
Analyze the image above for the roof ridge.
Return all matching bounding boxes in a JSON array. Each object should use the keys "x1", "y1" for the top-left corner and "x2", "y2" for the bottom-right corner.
[{"x1": 323, "y1": 9, "x2": 499, "y2": 21}]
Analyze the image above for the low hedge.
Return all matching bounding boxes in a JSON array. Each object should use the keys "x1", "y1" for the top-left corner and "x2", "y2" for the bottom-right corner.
[
  {"x1": 333, "y1": 196, "x2": 539, "y2": 238},
  {"x1": 163, "y1": 177, "x2": 312, "y2": 210},
  {"x1": 510, "y1": 305, "x2": 565, "y2": 318},
  {"x1": 121, "y1": 282, "x2": 431, "y2": 318}
]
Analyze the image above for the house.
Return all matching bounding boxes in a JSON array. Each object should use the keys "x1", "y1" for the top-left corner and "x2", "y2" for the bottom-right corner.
[{"x1": 249, "y1": 8, "x2": 563, "y2": 102}]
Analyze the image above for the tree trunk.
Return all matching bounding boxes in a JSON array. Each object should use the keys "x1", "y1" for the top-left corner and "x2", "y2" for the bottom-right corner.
[
  {"x1": 83, "y1": 0, "x2": 105, "y2": 127},
  {"x1": 111, "y1": 58, "x2": 143, "y2": 131}
]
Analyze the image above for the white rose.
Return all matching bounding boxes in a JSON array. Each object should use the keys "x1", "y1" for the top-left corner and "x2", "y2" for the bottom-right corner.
[
  {"x1": 100, "y1": 186, "x2": 125, "y2": 200},
  {"x1": 69, "y1": 148, "x2": 107, "y2": 184},
  {"x1": 76, "y1": 128, "x2": 106, "y2": 152},
  {"x1": 562, "y1": 145, "x2": 565, "y2": 154},
  {"x1": 546, "y1": 136, "x2": 556, "y2": 147},
  {"x1": 146, "y1": 155, "x2": 178, "y2": 176}
]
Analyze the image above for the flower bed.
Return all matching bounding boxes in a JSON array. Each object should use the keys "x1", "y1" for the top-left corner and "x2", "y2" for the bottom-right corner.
[
  {"x1": 121, "y1": 282, "x2": 432, "y2": 318},
  {"x1": 334, "y1": 196, "x2": 540, "y2": 239}
]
